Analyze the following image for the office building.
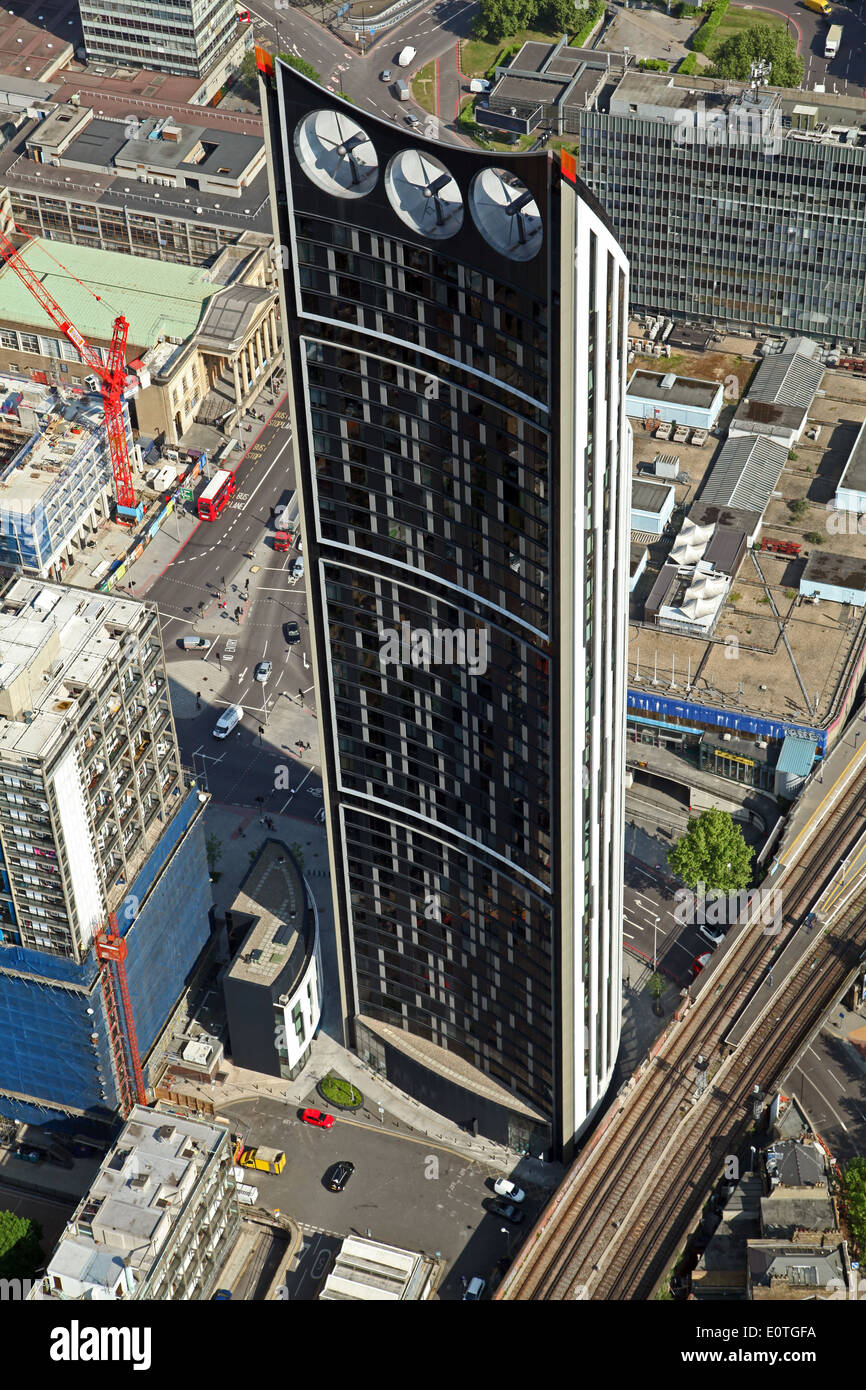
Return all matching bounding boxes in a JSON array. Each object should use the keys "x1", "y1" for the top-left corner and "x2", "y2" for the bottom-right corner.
[
  {"x1": 261, "y1": 56, "x2": 632, "y2": 1156},
  {"x1": 31, "y1": 1107, "x2": 239, "y2": 1300},
  {"x1": 0, "y1": 578, "x2": 212, "y2": 1125},
  {"x1": 579, "y1": 72, "x2": 866, "y2": 346},
  {"x1": 78, "y1": 0, "x2": 246, "y2": 88},
  {"x1": 0, "y1": 90, "x2": 272, "y2": 267}
]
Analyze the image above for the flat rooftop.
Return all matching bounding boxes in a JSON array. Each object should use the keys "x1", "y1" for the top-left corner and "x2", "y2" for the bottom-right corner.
[
  {"x1": 632, "y1": 479, "x2": 673, "y2": 514},
  {"x1": 226, "y1": 839, "x2": 313, "y2": 997},
  {"x1": 57, "y1": 112, "x2": 263, "y2": 187},
  {"x1": 801, "y1": 550, "x2": 866, "y2": 593},
  {"x1": 0, "y1": 238, "x2": 218, "y2": 351},
  {"x1": 41, "y1": 1106, "x2": 229, "y2": 1293},
  {"x1": 0, "y1": 578, "x2": 149, "y2": 761},
  {"x1": 0, "y1": 5, "x2": 75, "y2": 83},
  {"x1": 627, "y1": 370, "x2": 721, "y2": 410},
  {"x1": 606, "y1": 70, "x2": 866, "y2": 141},
  {"x1": 838, "y1": 419, "x2": 866, "y2": 495},
  {"x1": 0, "y1": 103, "x2": 271, "y2": 238}
]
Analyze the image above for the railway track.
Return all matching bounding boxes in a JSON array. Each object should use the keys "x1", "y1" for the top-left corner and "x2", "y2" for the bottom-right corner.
[{"x1": 500, "y1": 763, "x2": 866, "y2": 1301}]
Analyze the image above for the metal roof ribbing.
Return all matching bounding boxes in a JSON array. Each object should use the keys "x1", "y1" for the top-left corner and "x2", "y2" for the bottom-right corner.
[
  {"x1": 699, "y1": 435, "x2": 788, "y2": 513},
  {"x1": 0, "y1": 238, "x2": 217, "y2": 351},
  {"x1": 775, "y1": 733, "x2": 817, "y2": 778},
  {"x1": 748, "y1": 348, "x2": 825, "y2": 410}
]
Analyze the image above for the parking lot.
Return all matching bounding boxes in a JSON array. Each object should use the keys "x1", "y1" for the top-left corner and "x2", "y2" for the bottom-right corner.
[{"x1": 221, "y1": 1096, "x2": 546, "y2": 1299}]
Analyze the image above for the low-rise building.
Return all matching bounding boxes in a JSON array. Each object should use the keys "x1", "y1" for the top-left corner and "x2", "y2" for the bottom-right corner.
[
  {"x1": 626, "y1": 370, "x2": 724, "y2": 430},
  {"x1": 834, "y1": 418, "x2": 866, "y2": 514},
  {"x1": 630, "y1": 479, "x2": 675, "y2": 537},
  {"x1": 729, "y1": 339, "x2": 825, "y2": 449},
  {"x1": 318, "y1": 1235, "x2": 438, "y2": 1300},
  {"x1": 223, "y1": 839, "x2": 322, "y2": 1082},
  {"x1": 747, "y1": 1241, "x2": 849, "y2": 1300},
  {"x1": 691, "y1": 435, "x2": 790, "y2": 546},
  {"x1": 800, "y1": 551, "x2": 866, "y2": 608},
  {"x1": 31, "y1": 1107, "x2": 239, "y2": 1300},
  {"x1": 0, "y1": 237, "x2": 280, "y2": 446},
  {"x1": 0, "y1": 93, "x2": 271, "y2": 267}
]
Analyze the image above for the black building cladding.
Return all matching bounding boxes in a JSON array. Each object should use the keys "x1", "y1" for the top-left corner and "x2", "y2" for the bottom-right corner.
[{"x1": 263, "y1": 57, "x2": 628, "y2": 1150}]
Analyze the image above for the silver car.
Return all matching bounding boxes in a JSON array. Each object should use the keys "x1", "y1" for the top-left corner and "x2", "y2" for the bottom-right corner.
[{"x1": 254, "y1": 661, "x2": 272, "y2": 684}]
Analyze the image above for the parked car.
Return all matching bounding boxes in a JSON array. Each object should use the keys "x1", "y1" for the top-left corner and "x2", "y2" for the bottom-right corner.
[
  {"x1": 463, "y1": 1276, "x2": 486, "y2": 1300},
  {"x1": 284, "y1": 621, "x2": 301, "y2": 645},
  {"x1": 493, "y1": 1177, "x2": 525, "y2": 1202},
  {"x1": 692, "y1": 951, "x2": 713, "y2": 979},
  {"x1": 213, "y1": 704, "x2": 243, "y2": 739},
  {"x1": 469, "y1": 77, "x2": 491, "y2": 93},
  {"x1": 290, "y1": 557, "x2": 305, "y2": 579},
  {"x1": 486, "y1": 1198, "x2": 524, "y2": 1224},
  {"x1": 181, "y1": 635, "x2": 211, "y2": 650},
  {"x1": 254, "y1": 660, "x2": 272, "y2": 684},
  {"x1": 301, "y1": 1108, "x2": 335, "y2": 1129},
  {"x1": 327, "y1": 1160, "x2": 355, "y2": 1192},
  {"x1": 698, "y1": 923, "x2": 725, "y2": 948}
]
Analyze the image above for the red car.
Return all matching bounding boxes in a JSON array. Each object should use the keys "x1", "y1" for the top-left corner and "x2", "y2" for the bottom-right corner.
[{"x1": 301, "y1": 1108, "x2": 335, "y2": 1129}]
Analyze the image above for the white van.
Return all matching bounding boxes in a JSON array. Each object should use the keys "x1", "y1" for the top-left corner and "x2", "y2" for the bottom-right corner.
[
  {"x1": 469, "y1": 78, "x2": 490, "y2": 93},
  {"x1": 397, "y1": 45, "x2": 416, "y2": 66},
  {"x1": 213, "y1": 704, "x2": 243, "y2": 739}
]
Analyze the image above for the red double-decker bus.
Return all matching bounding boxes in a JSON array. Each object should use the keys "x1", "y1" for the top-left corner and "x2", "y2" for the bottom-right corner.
[{"x1": 197, "y1": 469, "x2": 237, "y2": 521}]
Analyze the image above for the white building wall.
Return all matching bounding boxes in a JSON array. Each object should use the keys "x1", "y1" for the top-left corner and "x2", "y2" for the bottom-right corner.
[{"x1": 562, "y1": 178, "x2": 630, "y2": 1142}]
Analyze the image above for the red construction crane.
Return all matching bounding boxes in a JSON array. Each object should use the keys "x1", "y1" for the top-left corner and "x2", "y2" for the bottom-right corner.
[
  {"x1": 95, "y1": 912, "x2": 147, "y2": 1116},
  {"x1": 0, "y1": 229, "x2": 140, "y2": 519}
]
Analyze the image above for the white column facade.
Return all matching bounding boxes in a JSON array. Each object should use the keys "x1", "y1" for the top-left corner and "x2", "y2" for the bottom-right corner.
[{"x1": 558, "y1": 173, "x2": 631, "y2": 1149}]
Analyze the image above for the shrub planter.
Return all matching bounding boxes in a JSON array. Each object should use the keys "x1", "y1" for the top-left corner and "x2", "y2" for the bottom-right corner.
[{"x1": 317, "y1": 1073, "x2": 364, "y2": 1111}]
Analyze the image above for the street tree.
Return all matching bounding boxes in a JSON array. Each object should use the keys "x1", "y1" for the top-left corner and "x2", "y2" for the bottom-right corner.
[
  {"x1": 843, "y1": 1156, "x2": 866, "y2": 1256},
  {"x1": 667, "y1": 808, "x2": 753, "y2": 892},
  {"x1": 709, "y1": 24, "x2": 804, "y2": 88},
  {"x1": 474, "y1": 0, "x2": 538, "y2": 41},
  {"x1": 0, "y1": 1210, "x2": 43, "y2": 1281}
]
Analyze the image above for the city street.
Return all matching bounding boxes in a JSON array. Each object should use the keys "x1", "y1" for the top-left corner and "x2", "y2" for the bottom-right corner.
[
  {"x1": 222, "y1": 1095, "x2": 544, "y2": 1298},
  {"x1": 144, "y1": 402, "x2": 323, "y2": 811},
  {"x1": 247, "y1": 0, "x2": 479, "y2": 134}
]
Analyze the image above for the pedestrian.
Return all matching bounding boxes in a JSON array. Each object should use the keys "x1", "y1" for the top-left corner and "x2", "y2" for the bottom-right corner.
[{"x1": 298, "y1": 688, "x2": 304, "y2": 701}]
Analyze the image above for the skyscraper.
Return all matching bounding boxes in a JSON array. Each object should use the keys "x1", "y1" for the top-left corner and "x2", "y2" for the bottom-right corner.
[{"x1": 261, "y1": 57, "x2": 632, "y2": 1157}]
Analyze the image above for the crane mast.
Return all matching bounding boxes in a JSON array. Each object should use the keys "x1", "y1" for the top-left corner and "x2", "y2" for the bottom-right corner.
[{"x1": 0, "y1": 229, "x2": 142, "y2": 520}]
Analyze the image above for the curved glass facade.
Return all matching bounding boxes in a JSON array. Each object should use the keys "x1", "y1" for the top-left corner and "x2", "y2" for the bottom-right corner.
[{"x1": 265, "y1": 64, "x2": 631, "y2": 1153}]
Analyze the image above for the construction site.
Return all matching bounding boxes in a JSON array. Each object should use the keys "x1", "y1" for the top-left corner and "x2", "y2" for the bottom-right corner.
[{"x1": 626, "y1": 325, "x2": 866, "y2": 789}]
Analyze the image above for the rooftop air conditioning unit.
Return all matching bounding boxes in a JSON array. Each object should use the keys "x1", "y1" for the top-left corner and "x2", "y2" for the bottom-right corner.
[{"x1": 722, "y1": 732, "x2": 732, "y2": 741}]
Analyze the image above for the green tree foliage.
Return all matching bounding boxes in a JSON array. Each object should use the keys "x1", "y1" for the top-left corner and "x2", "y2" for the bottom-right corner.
[
  {"x1": 709, "y1": 24, "x2": 804, "y2": 86},
  {"x1": 541, "y1": 0, "x2": 579, "y2": 30},
  {"x1": 667, "y1": 808, "x2": 753, "y2": 891},
  {"x1": 0, "y1": 1210, "x2": 43, "y2": 1280},
  {"x1": 474, "y1": 0, "x2": 538, "y2": 41},
  {"x1": 843, "y1": 1157, "x2": 866, "y2": 1254},
  {"x1": 277, "y1": 53, "x2": 324, "y2": 85}
]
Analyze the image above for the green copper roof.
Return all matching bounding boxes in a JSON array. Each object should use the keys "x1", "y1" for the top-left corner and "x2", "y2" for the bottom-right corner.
[{"x1": 0, "y1": 239, "x2": 217, "y2": 351}]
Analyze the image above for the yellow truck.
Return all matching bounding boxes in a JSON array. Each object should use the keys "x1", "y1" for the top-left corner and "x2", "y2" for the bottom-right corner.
[
  {"x1": 238, "y1": 1146, "x2": 286, "y2": 1175},
  {"x1": 803, "y1": 0, "x2": 831, "y2": 14}
]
